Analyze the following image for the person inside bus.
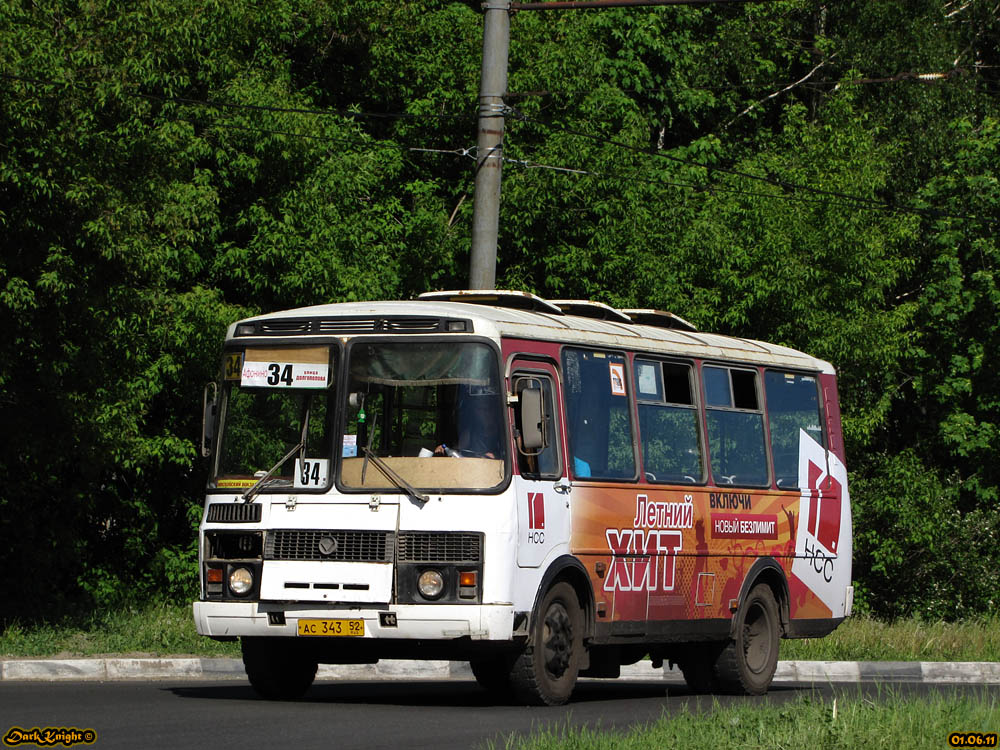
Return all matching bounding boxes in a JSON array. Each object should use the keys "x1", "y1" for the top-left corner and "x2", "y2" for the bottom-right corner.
[{"x1": 434, "y1": 384, "x2": 502, "y2": 459}]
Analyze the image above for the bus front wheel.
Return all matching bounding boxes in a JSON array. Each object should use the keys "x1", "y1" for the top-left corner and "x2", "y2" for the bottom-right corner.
[
  {"x1": 241, "y1": 637, "x2": 318, "y2": 700},
  {"x1": 715, "y1": 583, "x2": 780, "y2": 695},
  {"x1": 509, "y1": 582, "x2": 583, "y2": 706},
  {"x1": 470, "y1": 656, "x2": 512, "y2": 694}
]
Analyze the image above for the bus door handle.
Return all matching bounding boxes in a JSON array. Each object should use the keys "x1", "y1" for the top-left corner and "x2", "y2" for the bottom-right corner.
[{"x1": 554, "y1": 479, "x2": 572, "y2": 495}]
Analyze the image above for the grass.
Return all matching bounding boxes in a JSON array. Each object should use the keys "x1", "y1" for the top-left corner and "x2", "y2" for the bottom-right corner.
[
  {"x1": 780, "y1": 615, "x2": 1000, "y2": 662},
  {"x1": 2, "y1": 605, "x2": 999, "y2": 662},
  {"x1": 0, "y1": 602, "x2": 239, "y2": 658},
  {"x1": 486, "y1": 692, "x2": 1000, "y2": 750}
]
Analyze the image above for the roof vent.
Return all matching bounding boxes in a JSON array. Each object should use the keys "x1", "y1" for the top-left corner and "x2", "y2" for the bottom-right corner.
[
  {"x1": 620, "y1": 309, "x2": 698, "y2": 332},
  {"x1": 418, "y1": 290, "x2": 564, "y2": 315},
  {"x1": 550, "y1": 300, "x2": 633, "y2": 324}
]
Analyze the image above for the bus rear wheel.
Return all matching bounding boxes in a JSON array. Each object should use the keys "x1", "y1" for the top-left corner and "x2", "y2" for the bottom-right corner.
[
  {"x1": 509, "y1": 582, "x2": 583, "y2": 706},
  {"x1": 715, "y1": 583, "x2": 780, "y2": 695},
  {"x1": 241, "y1": 637, "x2": 318, "y2": 700}
]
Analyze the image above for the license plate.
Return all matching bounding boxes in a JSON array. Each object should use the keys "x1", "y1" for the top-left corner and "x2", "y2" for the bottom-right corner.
[{"x1": 297, "y1": 618, "x2": 365, "y2": 637}]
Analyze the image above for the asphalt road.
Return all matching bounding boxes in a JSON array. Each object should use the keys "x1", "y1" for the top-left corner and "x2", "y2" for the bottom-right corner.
[{"x1": 3, "y1": 679, "x2": 998, "y2": 750}]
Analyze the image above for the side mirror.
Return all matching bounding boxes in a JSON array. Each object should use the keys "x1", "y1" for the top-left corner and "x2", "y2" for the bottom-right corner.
[
  {"x1": 201, "y1": 382, "x2": 218, "y2": 458},
  {"x1": 519, "y1": 386, "x2": 546, "y2": 453}
]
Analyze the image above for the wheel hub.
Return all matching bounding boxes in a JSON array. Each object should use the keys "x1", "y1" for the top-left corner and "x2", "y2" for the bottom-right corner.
[
  {"x1": 542, "y1": 603, "x2": 572, "y2": 678},
  {"x1": 743, "y1": 602, "x2": 772, "y2": 674}
]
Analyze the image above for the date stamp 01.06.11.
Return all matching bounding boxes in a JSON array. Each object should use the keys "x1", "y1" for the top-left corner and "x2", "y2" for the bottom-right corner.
[{"x1": 949, "y1": 733, "x2": 999, "y2": 748}]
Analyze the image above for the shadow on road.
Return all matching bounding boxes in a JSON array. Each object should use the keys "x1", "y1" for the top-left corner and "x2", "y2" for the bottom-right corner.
[{"x1": 165, "y1": 678, "x2": 804, "y2": 708}]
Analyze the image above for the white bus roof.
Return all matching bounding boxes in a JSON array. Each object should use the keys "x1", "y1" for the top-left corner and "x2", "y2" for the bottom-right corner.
[{"x1": 230, "y1": 292, "x2": 835, "y2": 375}]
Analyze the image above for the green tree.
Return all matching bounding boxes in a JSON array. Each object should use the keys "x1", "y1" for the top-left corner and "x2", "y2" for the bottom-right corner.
[{"x1": 2, "y1": 0, "x2": 999, "y2": 622}]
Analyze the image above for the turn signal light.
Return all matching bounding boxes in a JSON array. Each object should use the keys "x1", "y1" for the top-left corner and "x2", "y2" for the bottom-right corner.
[
  {"x1": 206, "y1": 568, "x2": 223, "y2": 583},
  {"x1": 459, "y1": 571, "x2": 477, "y2": 587},
  {"x1": 458, "y1": 570, "x2": 478, "y2": 600}
]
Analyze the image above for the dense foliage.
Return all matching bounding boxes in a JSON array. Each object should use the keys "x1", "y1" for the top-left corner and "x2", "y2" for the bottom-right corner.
[{"x1": 1, "y1": 0, "x2": 997, "y2": 621}]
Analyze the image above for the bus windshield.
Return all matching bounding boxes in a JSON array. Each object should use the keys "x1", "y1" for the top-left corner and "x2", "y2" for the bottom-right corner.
[
  {"x1": 340, "y1": 341, "x2": 507, "y2": 491},
  {"x1": 210, "y1": 347, "x2": 334, "y2": 492}
]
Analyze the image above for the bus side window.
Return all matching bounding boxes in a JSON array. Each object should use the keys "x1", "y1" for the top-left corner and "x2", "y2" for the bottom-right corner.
[
  {"x1": 634, "y1": 359, "x2": 704, "y2": 484},
  {"x1": 764, "y1": 371, "x2": 825, "y2": 488},
  {"x1": 703, "y1": 365, "x2": 769, "y2": 487},
  {"x1": 562, "y1": 349, "x2": 636, "y2": 481}
]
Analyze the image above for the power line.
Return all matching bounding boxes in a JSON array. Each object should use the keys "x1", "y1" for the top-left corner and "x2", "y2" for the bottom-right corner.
[
  {"x1": 508, "y1": 65, "x2": 981, "y2": 100},
  {"x1": 206, "y1": 121, "x2": 479, "y2": 162},
  {"x1": 512, "y1": 0, "x2": 770, "y2": 9},
  {"x1": 0, "y1": 72, "x2": 470, "y2": 123},
  {"x1": 6, "y1": 67, "x2": 986, "y2": 130},
  {"x1": 4, "y1": 70, "x2": 993, "y2": 223},
  {"x1": 502, "y1": 151, "x2": 996, "y2": 223},
  {"x1": 509, "y1": 106, "x2": 886, "y2": 205},
  {"x1": 4, "y1": 79, "x2": 986, "y2": 222},
  {"x1": 501, "y1": 151, "x2": 868, "y2": 207},
  {"x1": 143, "y1": 91, "x2": 469, "y2": 123},
  {"x1": 2, "y1": 70, "x2": 480, "y2": 163},
  {"x1": 182, "y1": 115, "x2": 1000, "y2": 224},
  {"x1": 502, "y1": 119, "x2": 998, "y2": 223},
  {"x1": 507, "y1": 107, "x2": 997, "y2": 222},
  {"x1": 157, "y1": 114, "x2": 986, "y2": 222},
  {"x1": 210, "y1": 121, "x2": 401, "y2": 150},
  {"x1": 0, "y1": 74, "x2": 480, "y2": 164}
]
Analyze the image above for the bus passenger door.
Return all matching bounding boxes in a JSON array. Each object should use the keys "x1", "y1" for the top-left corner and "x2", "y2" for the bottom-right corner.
[{"x1": 510, "y1": 364, "x2": 570, "y2": 568}]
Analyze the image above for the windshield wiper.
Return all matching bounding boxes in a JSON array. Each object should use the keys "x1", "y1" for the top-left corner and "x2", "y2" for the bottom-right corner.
[
  {"x1": 241, "y1": 440, "x2": 302, "y2": 503},
  {"x1": 360, "y1": 446, "x2": 429, "y2": 504},
  {"x1": 243, "y1": 402, "x2": 311, "y2": 503}
]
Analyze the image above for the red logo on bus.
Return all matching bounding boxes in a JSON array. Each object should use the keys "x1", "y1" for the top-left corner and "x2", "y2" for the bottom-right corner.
[
  {"x1": 528, "y1": 492, "x2": 545, "y2": 530},
  {"x1": 807, "y1": 461, "x2": 842, "y2": 552}
]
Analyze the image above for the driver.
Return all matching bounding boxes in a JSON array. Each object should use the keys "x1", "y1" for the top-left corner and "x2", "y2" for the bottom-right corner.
[{"x1": 435, "y1": 384, "x2": 502, "y2": 459}]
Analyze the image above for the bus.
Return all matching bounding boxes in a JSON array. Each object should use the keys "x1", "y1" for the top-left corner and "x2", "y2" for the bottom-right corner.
[{"x1": 194, "y1": 290, "x2": 852, "y2": 705}]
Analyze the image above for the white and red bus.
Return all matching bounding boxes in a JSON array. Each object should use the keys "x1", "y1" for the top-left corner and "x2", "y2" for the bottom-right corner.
[{"x1": 194, "y1": 290, "x2": 852, "y2": 704}]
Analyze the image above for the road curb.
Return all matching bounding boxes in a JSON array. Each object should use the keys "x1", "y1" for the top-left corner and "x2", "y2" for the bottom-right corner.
[{"x1": 2, "y1": 658, "x2": 999, "y2": 683}]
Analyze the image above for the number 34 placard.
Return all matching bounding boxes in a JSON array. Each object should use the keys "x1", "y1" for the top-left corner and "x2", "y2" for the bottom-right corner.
[
  {"x1": 241, "y1": 360, "x2": 330, "y2": 388},
  {"x1": 294, "y1": 458, "x2": 329, "y2": 489}
]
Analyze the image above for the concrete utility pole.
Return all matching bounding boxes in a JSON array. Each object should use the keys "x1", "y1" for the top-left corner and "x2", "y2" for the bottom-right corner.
[
  {"x1": 467, "y1": 0, "x2": 776, "y2": 290},
  {"x1": 468, "y1": 0, "x2": 511, "y2": 291}
]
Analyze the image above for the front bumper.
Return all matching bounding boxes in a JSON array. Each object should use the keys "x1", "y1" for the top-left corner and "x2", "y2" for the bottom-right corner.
[{"x1": 193, "y1": 601, "x2": 515, "y2": 641}]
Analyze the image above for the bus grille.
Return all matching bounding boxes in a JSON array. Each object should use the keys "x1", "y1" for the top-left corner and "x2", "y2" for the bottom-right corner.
[
  {"x1": 397, "y1": 532, "x2": 483, "y2": 563},
  {"x1": 383, "y1": 318, "x2": 442, "y2": 332},
  {"x1": 313, "y1": 319, "x2": 378, "y2": 333},
  {"x1": 264, "y1": 530, "x2": 394, "y2": 562},
  {"x1": 206, "y1": 503, "x2": 262, "y2": 523},
  {"x1": 258, "y1": 320, "x2": 311, "y2": 334}
]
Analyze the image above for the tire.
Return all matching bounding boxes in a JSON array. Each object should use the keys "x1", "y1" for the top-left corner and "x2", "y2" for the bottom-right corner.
[
  {"x1": 715, "y1": 583, "x2": 780, "y2": 695},
  {"x1": 509, "y1": 582, "x2": 584, "y2": 706},
  {"x1": 470, "y1": 655, "x2": 513, "y2": 694},
  {"x1": 676, "y1": 644, "x2": 723, "y2": 694},
  {"x1": 241, "y1": 637, "x2": 318, "y2": 700}
]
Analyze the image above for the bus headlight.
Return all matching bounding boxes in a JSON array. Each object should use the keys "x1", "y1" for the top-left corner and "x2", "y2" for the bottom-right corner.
[
  {"x1": 229, "y1": 567, "x2": 254, "y2": 596},
  {"x1": 417, "y1": 569, "x2": 445, "y2": 599}
]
